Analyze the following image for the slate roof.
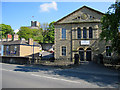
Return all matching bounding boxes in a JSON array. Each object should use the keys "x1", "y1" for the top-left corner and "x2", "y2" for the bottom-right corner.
[{"x1": 2, "y1": 40, "x2": 41, "y2": 47}]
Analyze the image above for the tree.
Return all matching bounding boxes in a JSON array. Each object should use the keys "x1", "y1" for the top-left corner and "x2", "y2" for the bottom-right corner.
[
  {"x1": 43, "y1": 21, "x2": 55, "y2": 43},
  {"x1": 17, "y1": 27, "x2": 33, "y2": 40},
  {"x1": 33, "y1": 28, "x2": 43, "y2": 43},
  {"x1": 17, "y1": 27, "x2": 43, "y2": 43},
  {"x1": 40, "y1": 23, "x2": 49, "y2": 30},
  {"x1": 100, "y1": 2, "x2": 120, "y2": 56},
  {"x1": 0, "y1": 24, "x2": 14, "y2": 39}
]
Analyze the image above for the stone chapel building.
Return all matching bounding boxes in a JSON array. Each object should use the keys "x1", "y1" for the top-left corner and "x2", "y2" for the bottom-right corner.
[{"x1": 54, "y1": 6, "x2": 113, "y2": 61}]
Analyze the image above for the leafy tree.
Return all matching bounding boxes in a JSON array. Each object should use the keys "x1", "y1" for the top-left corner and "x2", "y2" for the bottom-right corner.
[
  {"x1": 0, "y1": 24, "x2": 14, "y2": 39},
  {"x1": 100, "y1": 2, "x2": 120, "y2": 56},
  {"x1": 40, "y1": 23, "x2": 49, "y2": 30},
  {"x1": 33, "y1": 28, "x2": 43, "y2": 43},
  {"x1": 17, "y1": 27, "x2": 43, "y2": 43},
  {"x1": 43, "y1": 21, "x2": 55, "y2": 43},
  {"x1": 17, "y1": 27, "x2": 33, "y2": 40}
]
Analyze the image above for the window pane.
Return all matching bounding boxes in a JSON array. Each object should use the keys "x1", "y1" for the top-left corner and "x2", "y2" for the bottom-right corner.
[
  {"x1": 6, "y1": 46, "x2": 9, "y2": 55},
  {"x1": 89, "y1": 27, "x2": 93, "y2": 38},
  {"x1": 77, "y1": 28, "x2": 81, "y2": 39},
  {"x1": 83, "y1": 27, "x2": 87, "y2": 39},
  {"x1": 62, "y1": 28, "x2": 66, "y2": 39},
  {"x1": 62, "y1": 46, "x2": 66, "y2": 56}
]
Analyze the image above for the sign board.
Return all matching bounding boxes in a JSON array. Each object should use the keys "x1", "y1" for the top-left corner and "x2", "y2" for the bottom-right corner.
[{"x1": 81, "y1": 40, "x2": 90, "y2": 45}]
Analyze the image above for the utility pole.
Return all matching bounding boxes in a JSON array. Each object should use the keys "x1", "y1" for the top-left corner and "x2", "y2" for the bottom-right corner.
[{"x1": 33, "y1": 43, "x2": 34, "y2": 64}]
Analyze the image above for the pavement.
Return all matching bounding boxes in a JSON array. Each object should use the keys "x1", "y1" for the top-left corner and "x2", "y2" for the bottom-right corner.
[
  {"x1": 41, "y1": 51, "x2": 119, "y2": 76},
  {"x1": 63, "y1": 61, "x2": 120, "y2": 76}
]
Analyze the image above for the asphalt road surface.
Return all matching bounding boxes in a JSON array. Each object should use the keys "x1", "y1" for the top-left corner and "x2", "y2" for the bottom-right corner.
[{"x1": 1, "y1": 63, "x2": 119, "y2": 88}]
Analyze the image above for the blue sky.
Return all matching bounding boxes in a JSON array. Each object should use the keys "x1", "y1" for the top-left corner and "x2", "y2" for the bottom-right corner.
[{"x1": 2, "y1": 1, "x2": 114, "y2": 32}]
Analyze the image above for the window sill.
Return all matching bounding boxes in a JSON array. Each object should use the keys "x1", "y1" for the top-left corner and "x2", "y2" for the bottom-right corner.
[
  {"x1": 60, "y1": 39, "x2": 67, "y2": 41},
  {"x1": 73, "y1": 38, "x2": 98, "y2": 40}
]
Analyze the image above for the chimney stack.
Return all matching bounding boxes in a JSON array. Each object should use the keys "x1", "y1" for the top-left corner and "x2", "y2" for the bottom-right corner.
[
  {"x1": 13, "y1": 34, "x2": 19, "y2": 41},
  {"x1": 28, "y1": 38, "x2": 33, "y2": 45},
  {"x1": 7, "y1": 34, "x2": 12, "y2": 41}
]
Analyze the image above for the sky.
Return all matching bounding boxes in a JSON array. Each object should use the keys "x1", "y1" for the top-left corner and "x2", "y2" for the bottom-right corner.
[{"x1": 1, "y1": 1, "x2": 115, "y2": 33}]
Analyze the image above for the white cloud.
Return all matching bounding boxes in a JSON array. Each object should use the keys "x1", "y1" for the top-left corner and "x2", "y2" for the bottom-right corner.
[
  {"x1": 14, "y1": 29, "x2": 19, "y2": 33},
  {"x1": 40, "y1": 1, "x2": 58, "y2": 12}
]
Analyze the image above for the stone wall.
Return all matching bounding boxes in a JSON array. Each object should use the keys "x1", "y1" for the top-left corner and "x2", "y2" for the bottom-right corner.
[
  {"x1": 54, "y1": 6, "x2": 115, "y2": 61},
  {"x1": 20, "y1": 45, "x2": 40, "y2": 57}
]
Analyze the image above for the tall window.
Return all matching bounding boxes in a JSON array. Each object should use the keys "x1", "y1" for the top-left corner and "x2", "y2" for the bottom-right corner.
[
  {"x1": 106, "y1": 46, "x2": 111, "y2": 57},
  {"x1": 6, "y1": 46, "x2": 9, "y2": 55},
  {"x1": 77, "y1": 28, "x2": 81, "y2": 39},
  {"x1": 62, "y1": 46, "x2": 66, "y2": 56},
  {"x1": 62, "y1": 28, "x2": 66, "y2": 39},
  {"x1": 14, "y1": 46, "x2": 17, "y2": 54},
  {"x1": 89, "y1": 27, "x2": 93, "y2": 38},
  {"x1": 83, "y1": 27, "x2": 87, "y2": 39}
]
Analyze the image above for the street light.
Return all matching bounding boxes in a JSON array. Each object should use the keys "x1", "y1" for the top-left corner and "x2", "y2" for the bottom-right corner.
[{"x1": 33, "y1": 42, "x2": 34, "y2": 64}]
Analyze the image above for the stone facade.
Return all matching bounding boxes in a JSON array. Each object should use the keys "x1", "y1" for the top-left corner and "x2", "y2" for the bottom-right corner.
[
  {"x1": 54, "y1": 6, "x2": 113, "y2": 61},
  {"x1": 2, "y1": 38, "x2": 41, "y2": 57}
]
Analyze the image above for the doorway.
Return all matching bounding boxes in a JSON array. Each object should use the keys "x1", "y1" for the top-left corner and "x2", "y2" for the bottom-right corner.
[
  {"x1": 79, "y1": 48, "x2": 84, "y2": 61},
  {"x1": 86, "y1": 48, "x2": 92, "y2": 61}
]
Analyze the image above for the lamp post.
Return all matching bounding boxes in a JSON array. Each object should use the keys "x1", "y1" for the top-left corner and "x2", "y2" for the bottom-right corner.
[{"x1": 33, "y1": 43, "x2": 34, "y2": 64}]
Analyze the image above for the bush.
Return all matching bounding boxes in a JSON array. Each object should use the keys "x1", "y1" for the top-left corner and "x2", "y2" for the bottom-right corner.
[{"x1": 103, "y1": 56, "x2": 120, "y2": 65}]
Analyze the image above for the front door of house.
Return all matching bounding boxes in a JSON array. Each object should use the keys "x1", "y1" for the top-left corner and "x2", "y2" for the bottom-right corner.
[
  {"x1": 86, "y1": 48, "x2": 91, "y2": 61},
  {"x1": 79, "y1": 48, "x2": 84, "y2": 61}
]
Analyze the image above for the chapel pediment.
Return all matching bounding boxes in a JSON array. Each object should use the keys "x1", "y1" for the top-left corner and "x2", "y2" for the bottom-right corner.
[
  {"x1": 72, "y1": 13, "x2": 96, "y2": 20},
  {"x1": 55, "y1": 6, "x2": 104, "y2": 25}
]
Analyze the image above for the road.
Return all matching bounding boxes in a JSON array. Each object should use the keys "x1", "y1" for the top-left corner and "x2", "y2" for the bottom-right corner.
[{"x1": 1, "y1": 63, "x2": 119, "y2": 88}]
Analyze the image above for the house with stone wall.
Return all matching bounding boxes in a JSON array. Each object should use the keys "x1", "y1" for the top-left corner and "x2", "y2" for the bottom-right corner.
[
  {"x1": 54, "y1": 6, "x2": 114, "y2": 61},
  {"x1": 2, "y1": 34, "x2": 41, "y2": 57}
]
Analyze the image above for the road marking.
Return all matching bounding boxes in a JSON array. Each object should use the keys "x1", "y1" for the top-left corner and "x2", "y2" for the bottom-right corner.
[
  {"x1": 1, "y1": 69, "x2": 14, "y2": 72},
  {"x1": 31, "y1": 74, "x2": 81, "y2": 84},
  {"x1": 0, "y1": 63, "x2": 24, "y2": 66},
  {"x1": 1, "y1": 69, "x2": 25, "y2": 74}
]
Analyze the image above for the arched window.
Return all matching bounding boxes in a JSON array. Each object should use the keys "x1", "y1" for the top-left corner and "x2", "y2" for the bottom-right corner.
[
  {"x1": 89, "y1": 27, "x2": 93, "y2": 38},
  {"x1": 79, "y1": 48, "x2": 84, "y2": 51},
  {"x1": 86, "y1": 48, "x2": 91, "y2": 51},
  {"x1": 62, "y1": 46, "x2": 66, "y2": 56},
  {"x1": 83, "y1": 27, "x2": 87, "y2": 39},
  {"x1": 79, "y1": 48, "x2": 84, "y2": 61},
  {"x1": 77, "y1": 28, "x2": 81, "y2": 39}
]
